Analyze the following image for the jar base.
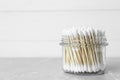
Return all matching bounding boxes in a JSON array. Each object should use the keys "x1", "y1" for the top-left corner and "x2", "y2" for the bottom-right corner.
[{"x1": 63, "y1": 70, "x2": 105, "y2": 75}]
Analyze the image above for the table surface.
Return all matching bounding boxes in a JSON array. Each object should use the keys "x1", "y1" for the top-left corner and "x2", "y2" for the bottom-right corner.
[{"x1": 0, "y1": 58, "x2": 119, "y2": 80}]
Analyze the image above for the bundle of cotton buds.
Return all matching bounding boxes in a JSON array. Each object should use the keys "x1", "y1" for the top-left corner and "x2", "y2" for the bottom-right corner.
[{"x1": 60, "y1": 27, "x2": 108, "y2": 74}]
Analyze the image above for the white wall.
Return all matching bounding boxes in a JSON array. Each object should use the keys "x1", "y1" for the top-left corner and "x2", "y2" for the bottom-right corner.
[{"x1": 0, "y1": 0, "x2": 120, "y2": 57}]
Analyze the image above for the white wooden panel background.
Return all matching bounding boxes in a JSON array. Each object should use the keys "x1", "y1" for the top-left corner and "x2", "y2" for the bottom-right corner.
[
  {"x1": 0, "y1": 0, "x2": 120, "y2": 57},
  {"x1": 0, "y1": 0, "x2": 120, "y2": 10}
]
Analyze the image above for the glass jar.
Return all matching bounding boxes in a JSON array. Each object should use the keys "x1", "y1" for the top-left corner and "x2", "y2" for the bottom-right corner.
[{"x1": 60, "y1": 35, "x2": 108, "y2": 74}]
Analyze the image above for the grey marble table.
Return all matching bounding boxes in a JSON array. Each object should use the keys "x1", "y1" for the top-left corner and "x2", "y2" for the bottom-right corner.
[{"x1": 0, "y1": 58, "x2": 119, "y2": 80}]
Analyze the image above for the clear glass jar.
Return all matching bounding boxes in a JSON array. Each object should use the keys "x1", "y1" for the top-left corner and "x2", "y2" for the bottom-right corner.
[{"x1": 60, "y1": 37, "x2": 108, "y2": 74}]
